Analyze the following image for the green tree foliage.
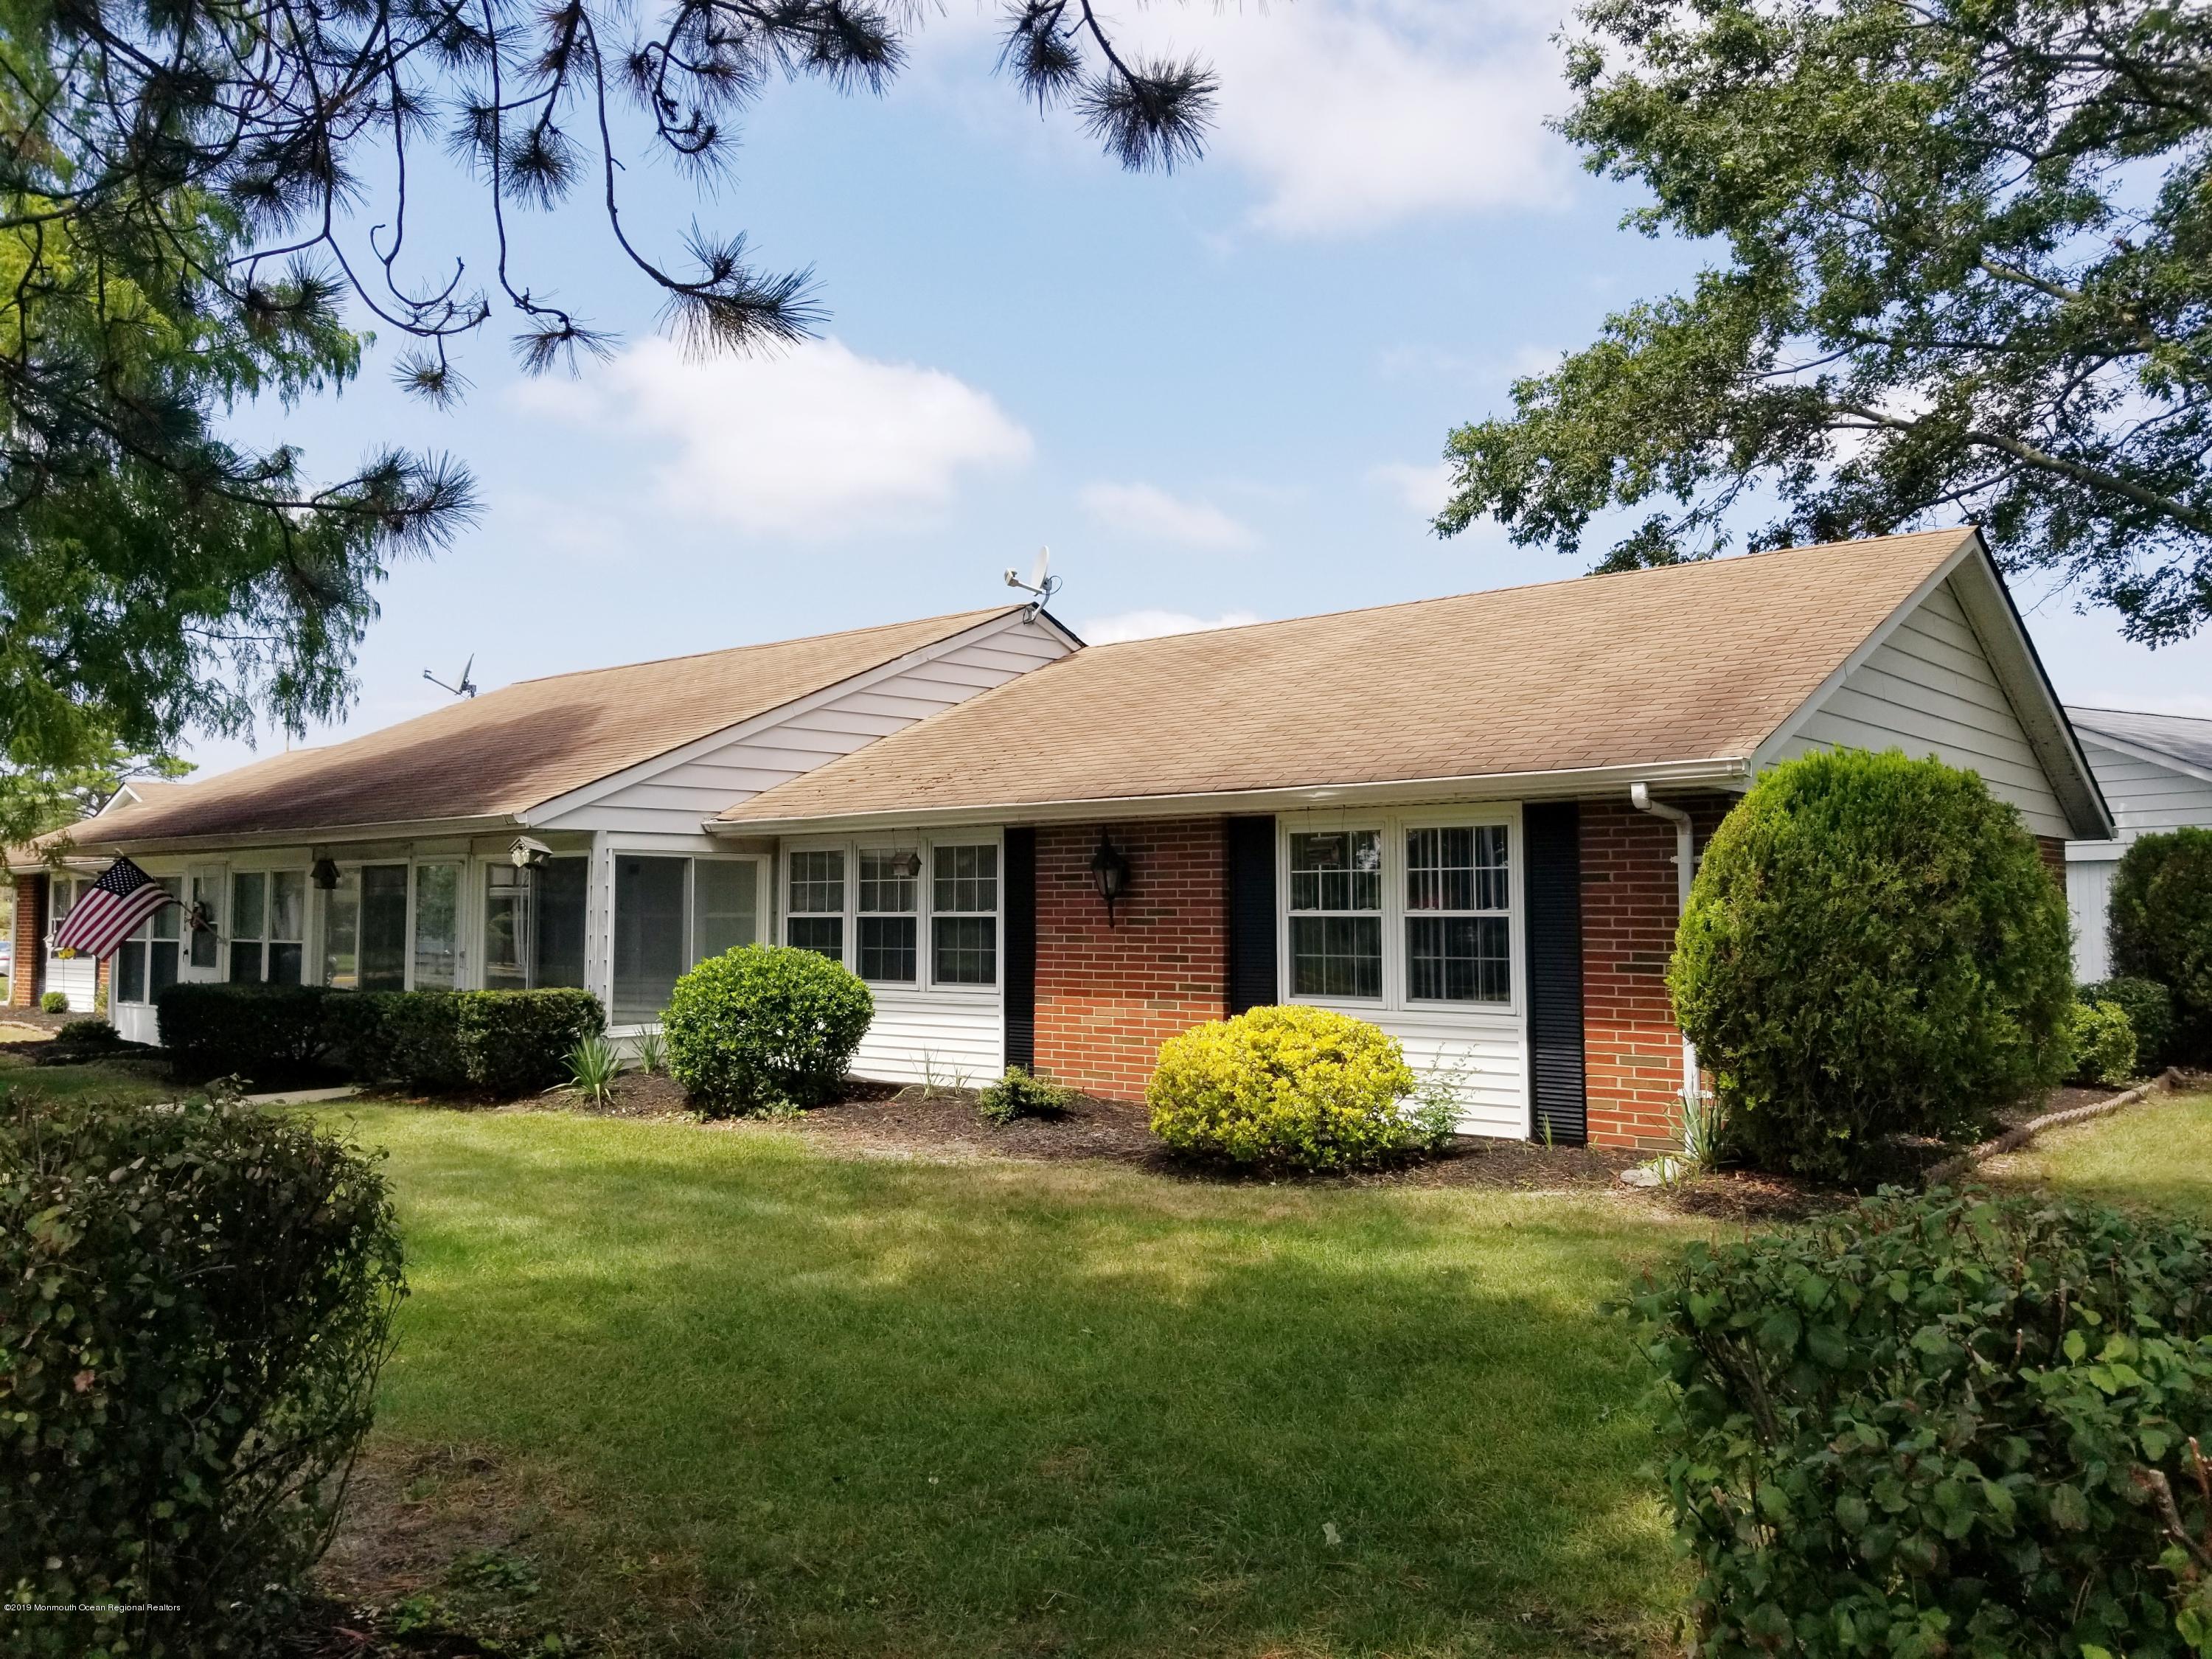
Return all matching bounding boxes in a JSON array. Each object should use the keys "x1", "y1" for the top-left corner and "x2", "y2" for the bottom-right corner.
[
  {"x1": 1, "y1": 1093, "x2": 405, "y2": 1652},
  {"x1": 2109, "y1": 827, "x2": 2212, "y2": 1059},
  {"x1": 1624, "y1": 1190, "x2": 2212, "y2": 1659},
  {"x1": 0, "y1": 734, "x2": 192, "y2": 849},
  {"x1": 1437, "y1": 0, "x2": 2212, "y2": 643},
  {"x1": 0, "y1": 0, "x2": 1218, "y2": 786},
  {"x1": 1670, "y1": 750, "x2": 2073, "y2": 1180}
]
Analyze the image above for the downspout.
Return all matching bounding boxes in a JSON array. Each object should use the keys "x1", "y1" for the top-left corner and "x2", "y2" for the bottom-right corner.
[{"x1": 1630, "y1": 783, "x2": 1699, "y2": 1098}]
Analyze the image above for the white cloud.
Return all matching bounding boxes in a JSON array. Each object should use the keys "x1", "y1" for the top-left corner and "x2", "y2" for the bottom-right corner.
[
  {"x1": 512, "y1": 336, "x2": 1032, "y2": 539},
  {"x1": 1078, "y1": 481, "x2": 1261, "y2": 550},
  {"x1": 1077, "y1": 608, "x2": 1264, "y2": 645},
  {"x1": 1366, "y1": 460, "x2": 1455, "y2": 517}
]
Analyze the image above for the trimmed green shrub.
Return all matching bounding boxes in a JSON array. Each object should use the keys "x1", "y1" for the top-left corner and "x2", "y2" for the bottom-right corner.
[
  {"x1": 157, "y1": 981, "x2": 332, "y2": 1082},
  {"x1": 2082, "y1": 975, "x2": 2178, "y2": 1073},
  {"x1": 456, "y1": 989, "x2": 605, "y2": 1094},
  {"x1": 1148, "y1": 1005, "x2": 1422, "y2": 1170},
  {"x1": 55, "y1": 1017, "x2": 119, "y2": 1048},
  {"x1": 1670, "y1": 749, "x2": 2073, "y2": 1181},
  {"x1": 1624, "y1": 1189, "x2": 2212, "y2": 1659},
  {"x1": 375, "y1": 991, "x2": 467, "y2": 1091},
  {"x1": 2064, "y1": 997, "x2": 2138, "y2": 1087},
  {"x1": 1, "y1": 1092, "x2": 405, "y2": 1653},
  {"x1": 664, "y1": 945, "x2": 874, "y2": 1113},
  {"x1": 976, "y1": 1065, "x2": 1078, "y2": 1125},
  {"x1": 38, "y1": 989, "x2": 66, "y2": 1013},
  {"x1": 2110, "y1": 827, "x2": 2212, "y2": 1061}
]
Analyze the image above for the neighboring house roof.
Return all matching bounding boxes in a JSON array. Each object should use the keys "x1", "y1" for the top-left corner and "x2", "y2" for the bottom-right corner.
[
  {"x1": 46, "y1": 608, "x2": 1020, "y2": 852},
  {"x1": 2066, "y1": 706, "x2": 2212, "y2": 782},
  {"x1": 717, "y1": 528, "x2": 2104, "y2": 833}
]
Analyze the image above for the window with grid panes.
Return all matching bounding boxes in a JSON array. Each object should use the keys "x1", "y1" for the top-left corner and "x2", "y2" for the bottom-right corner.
[
  {"x1": 786, "y1": 849, "x2": 846, "y2": 961},
  {"x1": 1405, "y1": 825, "x2": 1511, "y2": 1002},
  {"x1": 931, "y1": 844, "x2": 997, "y2": 985},
  {"x1": 856, "y1": 850, "x2": 917, "y2": 983},
  {"x1": 1287, "y1": 830, "x2": 1383, "y2": 998}
]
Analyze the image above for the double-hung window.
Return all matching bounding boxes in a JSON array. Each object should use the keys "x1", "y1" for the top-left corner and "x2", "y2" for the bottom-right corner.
[
  {"x1": 1405, "y1": 826, "x2": 1511, "y2": 1003},
  {"x1": 115, "y1": 877, "x2": 184, "y2": 1004},
  {"x1": 786, "y1": 851, "x2": 846, "y2": 961},
  {"x1": 229, "y1": 870, "x2": 307, "y2": 984},
  {"x1": 856, "y1": 850, "x2": 918, "y2": 984},
  {"x1": 931, "y1": 845, "x2": 998, "y2": 985},
  {"x1": 1287, "y1": 830, "x2": 1382, "y2": 998}
]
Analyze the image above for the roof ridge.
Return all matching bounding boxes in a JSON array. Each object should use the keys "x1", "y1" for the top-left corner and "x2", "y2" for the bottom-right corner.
[
  {"x1": 2067, "y1": 703, "x2": 2212, "y2": 726},
  {"x1": 505, "y1": 604, "x2": 1018, "y2": 686},
  {"x1": 1081, "y1": 526, "x2": 1978, "y2": 651}
]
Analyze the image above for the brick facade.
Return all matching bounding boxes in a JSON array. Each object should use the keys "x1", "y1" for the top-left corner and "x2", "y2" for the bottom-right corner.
[
  {"x1": 1031, "y1": 817, "x2": 1230, "y2": 1101},
  {"x1": 9, "y1": 874, "x2": 41, "y2": 1008},
  {"x1": 2036, "y1": 835, "x2": 2067, "y2": 883},
  {"x1": 1579, "y1": 793, "x2": 1737, "y2": 1150}
]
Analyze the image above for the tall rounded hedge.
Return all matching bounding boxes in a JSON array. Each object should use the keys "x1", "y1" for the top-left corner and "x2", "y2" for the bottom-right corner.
[
  {"x1": 1670, "y1": 749, "x2": 2073, "y2": 1181},
  {"x1": 2109, "y1": 827, "x2": 2212, "y2": 1062},
  {"x1": 663, "y1": 945, "x2": 874, "y2": 1113}
]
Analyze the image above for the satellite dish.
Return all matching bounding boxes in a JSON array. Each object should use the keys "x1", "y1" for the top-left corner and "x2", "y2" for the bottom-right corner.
[
  {"x1": 422, "y1": 655, "x2": 479, "y2": 699},
  {"x1": 1004, "y1": 546, "x2": 1062, "y2": 621}
]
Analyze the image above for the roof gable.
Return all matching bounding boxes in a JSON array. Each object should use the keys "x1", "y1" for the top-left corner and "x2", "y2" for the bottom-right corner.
[
  {"x1": 2067, "y1": 707, "x2": 2212, "y2": 784},
  {"x1": 717, "y1": 529, "x2": 2007, "y2": 827}
]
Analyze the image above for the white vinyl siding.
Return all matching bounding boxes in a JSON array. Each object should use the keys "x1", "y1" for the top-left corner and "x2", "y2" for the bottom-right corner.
[
  {"x1": 538, "y1": 617, "x2": 1074, "y2": 834},
  {"x1": 1769, "y1": 579, "x2": 2071, "y2": 838},
  {"x1": 849, "y1": 994, "x2": 1003, "y2": 1090}
]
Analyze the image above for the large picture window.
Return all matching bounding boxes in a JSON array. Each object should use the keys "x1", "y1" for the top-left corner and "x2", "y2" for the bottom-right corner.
[
  {"x1": 613, "y1": 854, "x2": 765, "y2": 1023},
  {"x1": 1405, "y1": 825, "x2": 1511, "y2": 1003},
  {"x1": 1287, "y1": 830, "x2": 1382, "y2": 998},
  {"x1": 931, "y1": 844, "x2": 998, "y2": 986}
]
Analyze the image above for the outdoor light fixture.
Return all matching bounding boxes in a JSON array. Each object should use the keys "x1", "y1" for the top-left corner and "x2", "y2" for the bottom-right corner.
[
  {"x1": 509, "y1": 835, "x2": 554, "y2": 870},
  {"x1": 888, "y1": 848, "x2": 923, "y2": 881},
  {"x1": 310, "y1": 857, "x2": 340, "y2": 891},
  {"x1": 1089, "y1": 830, "x2": 1132, "y2": 925}
]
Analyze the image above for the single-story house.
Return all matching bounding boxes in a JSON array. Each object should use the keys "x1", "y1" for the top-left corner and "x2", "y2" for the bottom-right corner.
[
  {"x1": 2061, "y1": 706, "x2": 2212, "y2": 981},
  {"x1": 13, "y1": 526, "x2": 2111, "y2": 1147}
]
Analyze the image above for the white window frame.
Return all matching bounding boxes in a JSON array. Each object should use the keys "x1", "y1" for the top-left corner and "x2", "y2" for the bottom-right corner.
[
  {"x1": 224, "y1": 863, "x2": 313, "y2": 986},
  {"x1": 473, "y1": 850, "x2": 597, "y2": 992},
  {"x1": 853, "y1": 844, "x2": 921, "y2": 987},
  {"x1": 1402, "y1": 820, "x2": 1515, "y2": 1009},
  {"x1": 1281, "y1": 824, "x2": 1388, "y2": 1005},
  {"x1": 1276, "y1": 807, "x2": 1523, "y2": 1017},
  {"x1": 603, "y1": 846, "x2": 770, "y2": 1023},
  {"x1": 113, "y1": 876, "x2": 185, "y2": 1006},
  {"x1": 782, "y1": 831, "x2": 1003, "y2": 997}
]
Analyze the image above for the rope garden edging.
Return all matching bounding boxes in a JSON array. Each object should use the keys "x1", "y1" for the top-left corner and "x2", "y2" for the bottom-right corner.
[{"x1": 1924, "y1": 1068, "x2": 2193, "y2": 1186}]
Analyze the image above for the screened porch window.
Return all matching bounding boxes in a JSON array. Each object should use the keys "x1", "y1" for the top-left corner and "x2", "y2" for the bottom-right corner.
[
  {"x1": 1287, "y1": 830, "x2": 1382, "y2": 998},
  {"x1": 1405, "y1": 826, "x2": 1511, "y2": 1003},
  {"x1": 229, "y1": 870, "x2": 307, "y2": 984},
  {"x1": 484, "y1": 858, "x2": 591, "y2": 990},
  {"x1": 322, "y1": 864, "x2": 408, "y2": 991},
  {"x1": 613, "y1": 855, "x2": 762, "y2": 1024},
  {"x1": 114, "y1": 878, "x2": 184, "y2": 1005}
]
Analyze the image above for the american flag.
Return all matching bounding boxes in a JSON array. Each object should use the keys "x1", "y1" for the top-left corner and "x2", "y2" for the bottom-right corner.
[{"x1": 52, "y1": 858, "x2": 176, "y2": 959}]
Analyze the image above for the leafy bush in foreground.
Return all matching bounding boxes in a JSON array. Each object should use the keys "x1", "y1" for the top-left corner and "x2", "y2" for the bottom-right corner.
[
  {"x1": 664, "y1": 945, "x2": 874, "y2": 1114},
  {"x1": 2110, "y1": 828, "x2": 2212, "y2": 1062},
  {"x1": 1670, "y1": 749, "x2": 2073, "y2": 1180},
  {"x1": 1148, "y1": 1005, "x2": 1422, "y2": 1170},
  {"x1": 1, "y1": 1093, "x2": 405, "y2": 1654},
  {"x1": 976, "y1": 1065, "x2": 1078, "y2": 1125},
  {"x1": 2065, "y1": 997, "x2": 2138, "y2": 1087},
  {"x1": 2083, "y1": 975, "x2": 2179, "y2": 1074},
  {"x1": 1624, "y1": 1190, "x2": 2212, "y2": 1659}
]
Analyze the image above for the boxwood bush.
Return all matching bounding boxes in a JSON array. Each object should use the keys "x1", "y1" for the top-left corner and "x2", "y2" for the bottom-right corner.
[
  {"x1": 1670, "y1": 749, "x2": 2073, "y2": 1181},
  {"x1": 1624, "y1": 1190, "x2": 2212, "y2": 1659},
  {"x1": 1147, "y1": 1005, "x2": 1422, "y2": 1170},
  {"x1": 664, "y1": 945, "x2": 874, "y2": 1113},
  {"x1": 157, "y1": 981, "x2": 332, "y2": 1082},
  {"x1": 456, "y1": 989, "x2": 606, "y2": 1093},
  {"x1": 2110, "y1": 827, "x2": 2212, "y2": 1062},
  {"x1": 1, "y1": 1092, "x2": 405, "y2": 1654},
  {"x1": 2082, "y1": 975, "x2": 2179, "y2": 1074},
  {"x1": 2065, "y1": 997, "x2": 2138, "y2": 1088}
]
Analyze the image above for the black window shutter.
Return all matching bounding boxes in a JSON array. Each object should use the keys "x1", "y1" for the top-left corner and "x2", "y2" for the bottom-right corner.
[
  {"x1": 1004, "y1": 827, "x2": 1037, "y2": 1071},
  {"x1": 1225, "y1": 815, "x2": 1278, "y2": 1015},
  {"x1": 1523, "y1": 802, "x2": 1587, "y2": 1145}
]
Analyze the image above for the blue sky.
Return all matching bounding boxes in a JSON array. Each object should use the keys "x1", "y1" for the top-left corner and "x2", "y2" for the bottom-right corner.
[{"x1": 195, "y1": 0, "x2": 2212, "y2": 776}]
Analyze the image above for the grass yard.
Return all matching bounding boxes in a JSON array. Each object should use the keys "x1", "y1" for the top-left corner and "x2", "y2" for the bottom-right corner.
[
  {"x1": 318, "y1": 1104, "x2": 1714, "y2": 1658},
  {"x1": 1986, "y1": 1088, "x2": 2212, "y2": 1221},
  {"x1": 0, "y1": 1048, "x2": 176, "y2": 1106}
]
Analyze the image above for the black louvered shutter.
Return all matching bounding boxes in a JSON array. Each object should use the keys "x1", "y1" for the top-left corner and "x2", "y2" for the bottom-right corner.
[
  {"x1": 1004, "y1": 827, "x2": 1037, "y2": 1071},
  {"x1": 1523, "y1": 802, "x2": 1587, "y2": 1145},
  {"x1": 1225, "y1": 815, "x2": 1278, "y2": 1014}
]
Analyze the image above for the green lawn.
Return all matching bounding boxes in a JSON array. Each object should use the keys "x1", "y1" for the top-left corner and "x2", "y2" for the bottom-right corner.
[
  {"x1": 321, "y1": 1105, "x2": 1711, "y2": 1658},
  {"x1": 0, "y1": 1049, "x2": 176, "y2": 1106},
  {"x1": 1986, "y1": 1089, "x2": 2212, "y2": 1220}
]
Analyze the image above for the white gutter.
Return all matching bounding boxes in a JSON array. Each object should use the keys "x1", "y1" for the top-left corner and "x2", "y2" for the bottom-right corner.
[{"x1": 1630, "y1": 782, "x2": 1700, "y2": 1099}]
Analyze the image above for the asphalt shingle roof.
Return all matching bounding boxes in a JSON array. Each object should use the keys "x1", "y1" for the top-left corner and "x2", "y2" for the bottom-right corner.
[{"x1": 2066, "y1": 706, "x2": 2212, "y2": 778}]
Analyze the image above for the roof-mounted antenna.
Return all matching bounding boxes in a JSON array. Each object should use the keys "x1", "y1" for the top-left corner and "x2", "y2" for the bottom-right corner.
[
  {"x1": 423, "y1": 655, "x2": 478, "y2": 699},
  {"x1": 1003, "y1": 546, "x2": 1061, "y2": 622}
]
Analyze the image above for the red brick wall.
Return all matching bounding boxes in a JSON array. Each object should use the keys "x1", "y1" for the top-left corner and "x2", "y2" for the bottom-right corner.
[
  {"x1": 1580, "y1": 793, "x2": 1737, "y2": 1150},
  {"x1": 2036, "y1": 835, "x2": 2067, "y2": 884},
  {"x1": 10, "y1": 875, "x2": 41, "y2": 1008},
  {"x1": 1032, "y1": 818, "x2": 1230, "y2": 1102}
]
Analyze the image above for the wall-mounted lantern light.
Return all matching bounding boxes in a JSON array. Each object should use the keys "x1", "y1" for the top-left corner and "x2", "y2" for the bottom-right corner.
[
  {"x1": 1089, "y1": 830, "x2": 1132, "y2": 925},
  {"x1": 310, "y1": 857, "x2": 341, "y2": 891}
]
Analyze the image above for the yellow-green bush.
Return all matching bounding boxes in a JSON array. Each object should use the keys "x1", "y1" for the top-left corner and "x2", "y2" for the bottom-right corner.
[{"x1": 1147, "y1": 1006, "x2": 1422, "y2": 1170}]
